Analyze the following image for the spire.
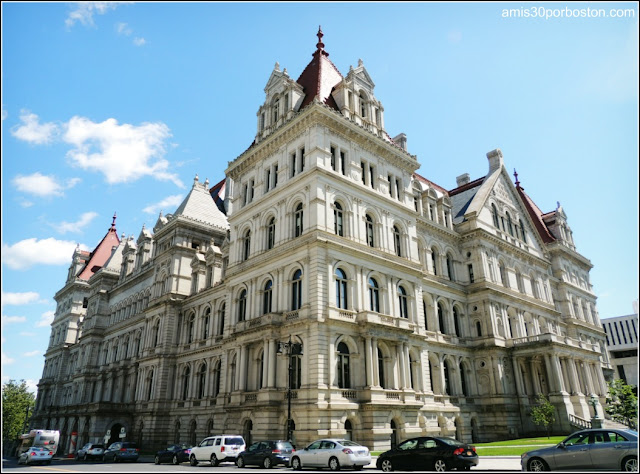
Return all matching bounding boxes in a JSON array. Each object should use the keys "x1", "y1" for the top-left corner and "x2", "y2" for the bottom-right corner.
[
  {"x1": 110, "y1": 212, "x2": 117, "y2": 231},
  {"x1": 514, "y1": 169, "x2": 520, "y2": 187},
  {"x1": 316, "y1": 25, "x2": 325, "y2": 54}
]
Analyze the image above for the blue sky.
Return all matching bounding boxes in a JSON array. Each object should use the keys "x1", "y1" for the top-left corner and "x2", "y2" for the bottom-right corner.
[{"x1": 2, "y1": 2, "x2": 638, "y2": 393}]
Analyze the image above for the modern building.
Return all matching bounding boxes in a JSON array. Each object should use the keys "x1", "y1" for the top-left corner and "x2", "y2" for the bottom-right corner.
[
  {"x1": 602, "y1": 312, "x2": 638, "y2": 388},
  {"x1": 31, "y1": 29, "x2": 612, "y2": 454}
]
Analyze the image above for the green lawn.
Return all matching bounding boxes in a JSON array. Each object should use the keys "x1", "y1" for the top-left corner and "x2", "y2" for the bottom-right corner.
[{"x1": 372, "y1": 436, "x2": 568, "y2": 458}]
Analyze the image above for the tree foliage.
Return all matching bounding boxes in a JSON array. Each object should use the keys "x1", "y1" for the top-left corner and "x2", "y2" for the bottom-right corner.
[
  {"x1": 2, "y1": 380, "x2": 36, "y2": 444},
  {"x1": 530, "y1": 394, "x2": 556, "y2": 438},
  {"x1": 605, "y1": 379, "x2": 638, "y2": 427}
]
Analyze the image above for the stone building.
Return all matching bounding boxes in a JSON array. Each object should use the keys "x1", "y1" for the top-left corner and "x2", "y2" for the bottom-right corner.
[
  {"x1": 602, "y1": 312, "x2": 638, "y2": 388},
  {"x1": 32, "y1": 29, "x2": 612, "y2": 454}
]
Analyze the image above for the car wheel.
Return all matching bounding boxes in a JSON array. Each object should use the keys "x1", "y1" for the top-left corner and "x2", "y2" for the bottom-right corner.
[
  {"x1": 101, "y1": 455, "x2": 106, "y2": 463},
  {"x1": 262, "y1": 456, "x2": 272, "y2": 469},
  {"x1": 380, "y1": 458, "x2": 394, "y2": 472},
  {"x1": 527, "y1": 458, "x2": 548, "y2": 472},
  {"x1": 623, "y1": 456, "x2": 638, "y2": 472},
  {"x1": 434, "y1": 458, "x2": 447, "y2": 472},
  {"x1": 190, "y1": 454, "x2": 198, "y2": 466},
  {"x1": 84, "y1": 454, "x2": 88, "y2": 461},
  {"x1": 173, "y1": 454, "x2": 179, "y2": 465},
  {"x1": 291, "y1": 456, "x2": 302, "y2": 471},
  {"x1": 235, "y1": 456, "x2": 245, "y2": 468},
  {"x1": 329, "y1": 456, "x2": 340, "y2": 471},
  {"x1": 210, "y1": 453, "x2": 219, "y2": 466},
  {"x1": 155, "y1": 455, "x2": 160, "y2": 465}
]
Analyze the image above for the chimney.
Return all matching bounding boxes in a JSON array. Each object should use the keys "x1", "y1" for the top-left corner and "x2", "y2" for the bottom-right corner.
[
  {"x1": 392, "y1": 133, "x2": 407, "y2": 151},
  {"x1": 487, "y1": 148, "x2": 503, "y2": 173},
  {"x1": 456, "y1": 173, "x2": 470, "y2": 187}
]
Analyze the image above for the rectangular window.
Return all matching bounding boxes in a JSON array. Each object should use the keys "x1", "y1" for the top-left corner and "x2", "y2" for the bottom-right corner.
[
  {"x1": 388, "y1": 175, "x2": 393, "y2": 196},
  {"x1": 468, "y1": 264, "x2": 475, "y2": 283},
  {"x1": 265, "y1": 169, "x2": 271, "y2": 192},
  {"x1": 300, "y1": 147, "x2": 305, "y2": 172},
  {"x1": 414, "y1": 197, "x2": 418, "y2": 211},
  {"x1": 243, "y1": 184, "x2": 248, "y2": 205},
  {"x1": 330, "y1": 146, "x2": 336, "y2": 171},
  {"x1": 361, "y1": 162, "x2": 366, "y2": 184},
  {"x1": 249, "y1": 179, "x2": 254, "y2": 202},
  {"x1": 340, "y1": 151, "x2": 346, "y2": 175},
  {"x1": 370, "y1": 165, "x2": 375, "y2": 189},
  {"x1": 291, "y1": 152, "x2": 296, "y2": 177},
  {"x1": 395, "y1": 178, "x2": 401, "y2": 199},
  {"x1": 273, "y1": 164, "x2": 278, "y2": 187}
]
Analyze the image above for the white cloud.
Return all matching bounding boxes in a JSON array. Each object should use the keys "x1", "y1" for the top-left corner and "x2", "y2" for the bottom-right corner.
[
  {"x1": 116, "y1": 22, "x2": 132, "y2": 36},
  {"x1": 1, "y1": 291, "x2": 41, "y2": 306},
  {"x1": 36, "y1": 311, "x2": 55, "y2": 328},
  {"x1": 65, "y1": 2, "x2": 122, "y2": 28},
  {"x1": 1, "y1": 315, "x2": 27, "y2": 327},
  {"x1": 56, "y1": 211, "x2": 99, "y2": 234},
  {"x1": 12, "y1": 172, "x2": 80, "y2": 197},
  {"x1": 133, "y1": 37, "x2": 146, "y2": 46},
  {"x1": 143, "y1": 194, "x2": 184, "y2": 215},
  {"x1": 25, "y1": 380, "x2": 39, "y2": 394},
  {"x1": 2, "y1": 105, "x2": 7, "y2": 121},
  {"x1": 63, "y1": 116, "x2": 182, "y2": 187},
  {"x1": 22, "y1": 350, "x2": 41, "y2": 358},
  {"x1": 1, "y1": 353, "x2": 15, "y2": 366},
  {"x1": 1, "y1": 238, "x2": 87, "y2": 271},
  {"x1": 19, "y1": 200, "x2": 35, "y2": 208},
  {"x1": 10, "y1": 110, "x2": 58, "y2": 144},
  {"x1": 19, "y1": 332, "x2": 36, "y2": 337}
]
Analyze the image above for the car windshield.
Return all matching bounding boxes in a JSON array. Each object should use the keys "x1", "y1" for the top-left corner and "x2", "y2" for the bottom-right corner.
[
  {"x1": 225, "y1": 437, "x2": 244, "y2": 445},
  {"x1": 398, "y1": 439, "x2": 419, "y2": 450},
  {"x1": 438, "y1": 437, "x2": 465, "y2": 447}
]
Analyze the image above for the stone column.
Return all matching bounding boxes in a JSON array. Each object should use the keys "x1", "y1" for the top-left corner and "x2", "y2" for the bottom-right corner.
[
  {"x1": 238, "y1": 345, "x2": 247, "y2": 391},
  {"x1": 262, "y1": 339, "x2": 269, "y2": 389},
  {"x1": 268, "y1": 339, "x2": 276, "y2": 388},
  {"x1": 551, "y1": 354, "x2": 566, "y2": 392},
  {"x1": 568, "y1": 358, "x2": 582, "y2": 395},
  {"x1": 595, "y1": 363, "x2": 607, "y2": 396},
  {"x1": 372, "y1": 338, "x2": 380, "y2": 387},
  {"x1": 530, "y1": 359, "x2": 541, "y2": 394},
  {"x1": 328, "y1": 339, "x2": 335, "y2": 388},
  {"x1": 582, "y1": 361, "x2": 595, "y2": 394},
  {"x1": 397, "y1": 345, "x2": 406, "y2": 389},
  {"x1": 404, "y1": 344, "x2": 412, "y2": 389},
  {"x1": 512, "y1": 356, "x2": 524, "y2": 395},
  {"x1": 365, "y1": 336, "x2": 373, "y2": 387},
  {"x1": 487, "y1": 356, "x2": 496, "y2": 395},
  {"x1": 543, "y1": 354, "x2": 557, "y2": 393}
]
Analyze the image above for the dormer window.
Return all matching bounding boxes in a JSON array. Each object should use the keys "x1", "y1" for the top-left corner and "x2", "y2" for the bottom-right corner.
[
  {"x1": 359, "y1": 91, "x2": 367, "y2": 118},
  {"x1": 273, "y1": 98, "x2": 280, "y2": 123}
]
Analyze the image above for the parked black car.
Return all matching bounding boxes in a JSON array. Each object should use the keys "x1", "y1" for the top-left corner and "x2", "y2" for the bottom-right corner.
[
  {"x1": 377, "y1": 436, "x2": 478, "y2": 472},
  {"x1": 236, "y1": 440, "x2": 294, "y2": 469},
  {"x1": 154, "y1": 443, "x2": 193, "y2": 465},
  {"x1": 102, "y1": 441, "x2": 139, "y2": 462}
]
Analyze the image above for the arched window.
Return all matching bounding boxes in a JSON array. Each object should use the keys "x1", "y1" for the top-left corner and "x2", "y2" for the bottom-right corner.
[
  {"x1": 460, "y1": 362, "x2": 468, "y2": 396},
  {"x1": 443, "y1": 360, "x2": 451, "y2": 395},
  {"x1": 198, "y1": 364, "x2": 206, "y2": 399},
  {"x1": 398, "y1": 286, "x2": 408, "y2": 319},
  {"x1": 369, "y1": 278, "x2": 380, "y2": 312},
  {"x1": 378, "y1": 347, "x2": 386, "y2": 389},
  {"x1": 182, "y1": 366, "x2": 191, "y2": 400},
  {"x1": 366, "y1": 214, "x2": 375, "y2": 247},
  {"x1": 187, "y1": 314, "x2": 195, "y2": 344},
  {"x1": 262, "y1": 280, "x2": 273, "y2": 315},
  {"x1": 446, "y1": 253, "x2": 454, "y2": 280},
  {"x1": 334, "y1": 202, "x2": 344, "y2": 236},
  {"x1": 189, "y1": 420, "x2": 197, "y2": 447},
  {"x1": 294, "y1": 203, "x2": 303, "y2": 238},
  {"x1": 423, "y1": 300, "x2": 428, "y2": 330},
  {"x1": 520, "y1": 219, "x2": 527, "y2": 243},
  {"x1": 437, "y1": 303, "x2": 446, "y2": 334},
  {"x1": 516, "y1": 271, "x2": 524, "y2": 293},
  {"x1": 393, "y1": 226, "x2": 402, "y2": 257},
  {"x1": 431, "y1": 248, "x2": 438, "y2": 275},
  {"x1": 453, "y1": 307, "x2": 461, "y2": 337},
  {"x1": 337, "y1": 342, "x2": 350, "y2": 389},
  {"x1": 476, "y1": 321, "x2": 482, "y2": 337},
  {"x1": 273, "y1": 97, "x2": 280, "y2": 123},
  {"x1": 491, "y1": 203, "x2": 500, "y2": 228},
  {"x1": 267, "y1": 217, "x2": 276, "y2": 250},
  {"x1": 218, "y1": 303, "x2": 226, "y2": 335},
  {"x1": 147, "y1": 369, "x2": 154, "y2": 400},
  {"x1": 243, "y1": 230, "x2": 251, "y2": 261},
  {"x1": 506, "y1": 212, "x2": 514, "y2": 236},
  {"x1": 359, "y1": 92, "x2": 367, "y2": 118},
  {"x1": 291, "y1": 269, "x2": 302, "y2": 310},
  {"x1": 212, "y1": 360, "x2": 221, "y2": 397},
  {"x1": 291, "y1": 353, "x2": 302, "y2": 390},
  {"x1": 153, "y1": 320, "x2": 160, "y2": 347},
  {"x1": 499, "y1": 264, "x2": 508, "y2": 288},
  {"x1": 335, "y1": 268, "x2": 348, "y2": 309},
  {"x1": 238, "y1": 290, "x2": 247, "y2": 322},
  {"x1": 202, "y1": 308, "x2": 210, "y2": 340}
]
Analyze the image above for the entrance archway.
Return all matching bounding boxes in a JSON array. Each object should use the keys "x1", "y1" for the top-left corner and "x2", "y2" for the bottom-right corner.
[
  {"x1": 107, "y1": 423, "x2": 123, "y2": 447},
  {"x1": 243, "y1": 420, "x2": 253, "y2": 447},
  {"x1": 390, "y1": 420, "x2": 398, "y2": 449}
]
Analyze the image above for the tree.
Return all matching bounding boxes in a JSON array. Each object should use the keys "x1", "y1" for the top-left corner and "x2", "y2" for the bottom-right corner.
[
  {"x1": 2, "y1": 380, "x2": 36, "y2": 450},
  {"x1": 605, "y1": 379, "x2": 638, "y2": 427},
  {"x1": 530, "y1": 394, "x2": 556, "y2": 438}
]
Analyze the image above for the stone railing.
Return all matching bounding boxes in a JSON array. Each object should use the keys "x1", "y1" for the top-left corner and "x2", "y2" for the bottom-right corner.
[{"x1": 569, "y1": 413, "x2": 591, "y2": 430}]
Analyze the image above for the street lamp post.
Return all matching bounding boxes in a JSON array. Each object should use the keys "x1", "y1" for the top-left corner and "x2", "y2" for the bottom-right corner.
[
  {"x1": 277, "y1": 336, "x2": 303, "y2": 443},
  {"x1": 589, "y1": 394, "x2": 602, "y2": 428}
]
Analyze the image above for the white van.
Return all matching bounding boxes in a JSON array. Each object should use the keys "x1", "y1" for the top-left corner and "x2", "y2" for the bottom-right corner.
[{"x1": 189, "y1": 434, "x2": 245, "y2": 466}]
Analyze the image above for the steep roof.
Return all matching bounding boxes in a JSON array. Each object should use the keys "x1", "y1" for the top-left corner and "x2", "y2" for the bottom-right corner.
[
  {"x1": 208, "y1": 177, "x2": 226, "y2": 215},
  {"x1": 77, "y1": 214, "x2": 121, "y2": 280},
  {"x1": 516, "y1": 184, "x2": 557, "y2": 243},
  {"x1": 173, "y1": 175, "x2": 229, "y2": 230},
  {"x1": 297, "y1": 27, "x2": 343, "y2": 111}
]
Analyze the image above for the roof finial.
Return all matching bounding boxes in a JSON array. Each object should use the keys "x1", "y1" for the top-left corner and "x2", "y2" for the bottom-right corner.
[
  {"x1": 513, "y1": 168, "x2": 520, "y2": 187},
  {"x1": 316, "y1": 25, "x2": 324, "y2": 51},
  {"x1": 110, "y1": 212, "x2": 117, "y2": 231}
]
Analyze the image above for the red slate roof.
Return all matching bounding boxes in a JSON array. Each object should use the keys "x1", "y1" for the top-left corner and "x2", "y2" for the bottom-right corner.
[
  {"x1": 297, "y1": 27, "x2": 343, "y2": 111},
  {"x1": 413, "y1": 172, "x2": 450, "y2": 196},
  {"x1": 77, "y1": 215, "x2": 121, "y2": 280},
  {"x1": 516, "y1": 185, "x2": 556, "y2": 243}
]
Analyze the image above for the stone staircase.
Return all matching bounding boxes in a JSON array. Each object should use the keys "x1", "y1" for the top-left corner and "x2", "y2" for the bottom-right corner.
[
  {"x1": 568, "y1": 413, "x2": 637, "y2": 431},
  {"x1": 602, "y1": 418, "x2": 636, "y2": 430}
]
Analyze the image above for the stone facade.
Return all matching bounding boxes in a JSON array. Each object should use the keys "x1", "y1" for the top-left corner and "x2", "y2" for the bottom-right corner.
[{"x1": 32, "y1": 29, "x2": 612, "y2": 454}]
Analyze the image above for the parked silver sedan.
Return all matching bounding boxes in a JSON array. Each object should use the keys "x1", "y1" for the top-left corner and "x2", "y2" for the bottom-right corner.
[
  {"x1": 18, "y1": 446, "x2": 54, "y2": 465},
  {"x1": 521, "y1": 428, "x2": 637, "y2": 471},
  {"x1": 290, "y1": 439, "x2": 371, "y2": 471}
]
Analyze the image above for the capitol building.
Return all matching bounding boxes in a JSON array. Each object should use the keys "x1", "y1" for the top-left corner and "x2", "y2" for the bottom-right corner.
[{"x1": 31, "y1": 29, "x2": 612, "y2": 454}]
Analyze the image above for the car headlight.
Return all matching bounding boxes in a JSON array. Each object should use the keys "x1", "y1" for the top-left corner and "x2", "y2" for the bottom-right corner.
[{"x1": 521, "y1": 452, "x2": 529, "y2": 459}]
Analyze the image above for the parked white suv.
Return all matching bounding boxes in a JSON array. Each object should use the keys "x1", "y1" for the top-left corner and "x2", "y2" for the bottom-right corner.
[{"x1": 189, "y1": 435, "x2": 245, "y2": 466}]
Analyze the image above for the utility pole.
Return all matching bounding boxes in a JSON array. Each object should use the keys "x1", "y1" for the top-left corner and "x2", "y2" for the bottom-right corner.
[{"x1": 277, "y1": 336, "x2": 302, "y2": 443}]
